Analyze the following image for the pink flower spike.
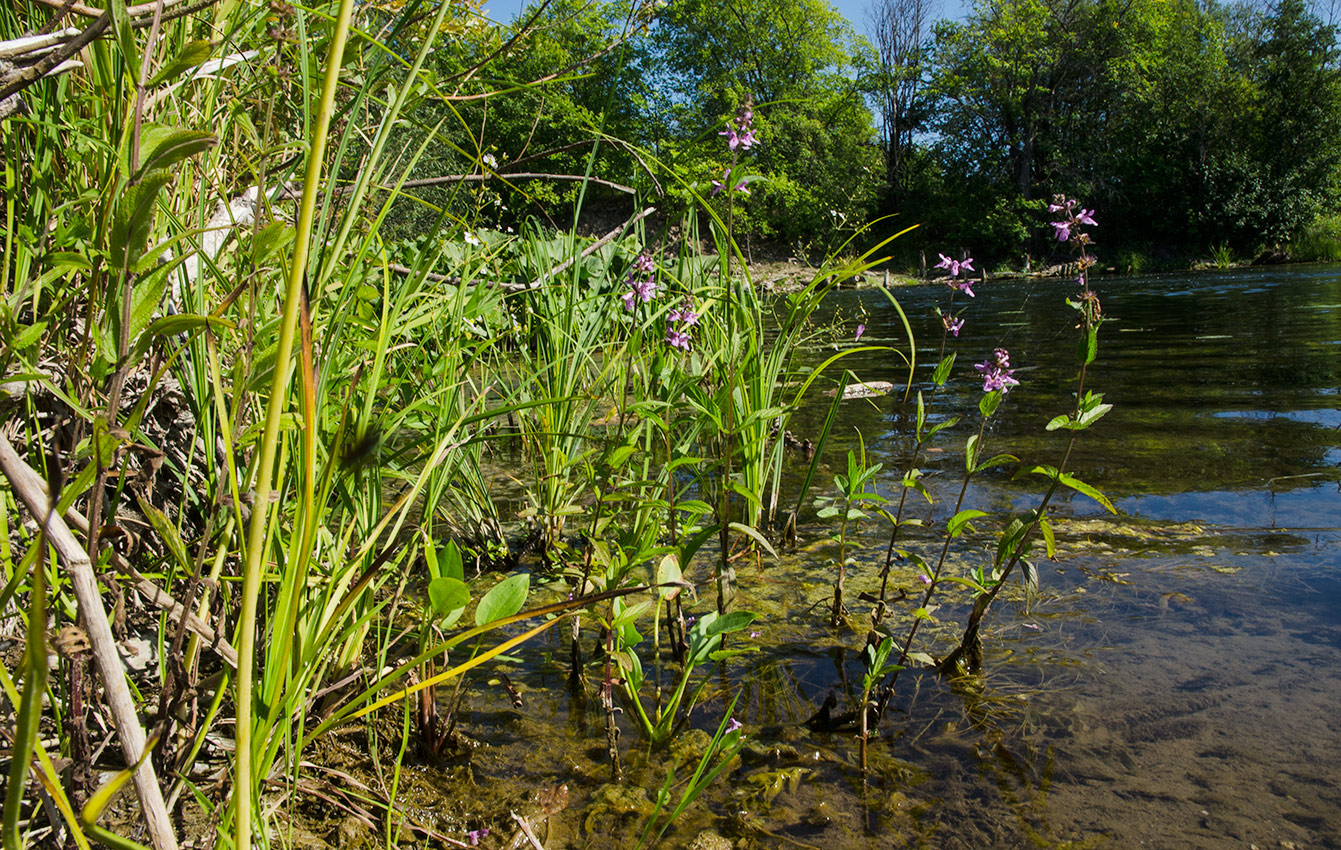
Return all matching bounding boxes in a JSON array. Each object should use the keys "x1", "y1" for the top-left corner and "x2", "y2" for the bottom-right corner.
[{"x1": 666, "y1": 329, "x2": 692, "y2": 351}]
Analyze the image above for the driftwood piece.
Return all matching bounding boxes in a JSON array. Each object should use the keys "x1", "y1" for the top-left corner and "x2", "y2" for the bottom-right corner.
[
  {"x1": 0, "y1": 436, "x2": 180, "y2": 850},
  {"x1": 0, "y1": 27, "x2": 87, "y2": 119}
]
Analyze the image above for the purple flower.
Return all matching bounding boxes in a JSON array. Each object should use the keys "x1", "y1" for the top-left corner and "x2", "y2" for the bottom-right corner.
[
  {"x1": 855, "y1": 323, "x2": 866, "y2": 340},
  {"x1": 666, "y1": 329, "x2": 692, "y2": 351},
  {"x1": 720, "y1": 125, "x2": 758, "y2": 151},
  {"x1": 633, "y1": 252, "x2": 656, "y2": 274},
  {"x1": 734, "y1": 179, "x2": 750, "y2": 195},
  {"x1": 953, "y1": 279, "x2": 976, "y2": 298},
  {"x1": 667, "y1": 301, "x2": 700, "y2": 327},
  {"x1": 720, "y1": 100, "x2": 758, "y2": 151},
  {"x1": 750, "y1": 630, "x2": 761, "y2": 638},
  {"x1": 622, "y1": 276, "x2": 659, "y2": 311},
  {"x1": 935, "y1": 253, "x2": 974, "y2": 278},
  {"x1": 1049, "y1": 196, "x2": 1097, "y2": 241},
  {"x1": 466, "y1": 828, "x2": 489, "y2": 846},
  {"x1": 917, "y1": 574, "x2": 932, "y2": 586},
  {"x1": 711, "y1": 168, "x2": 731, "y2": 197},
  {"x1": 940, "y1": 310, "x2": 964, "y2": 337},
  {"x1": 975, "y1": 347, "x2": 1020, "y2": 393},
  {"x1": 726, "y1": 717, "x2": 743, "y2": 733}
]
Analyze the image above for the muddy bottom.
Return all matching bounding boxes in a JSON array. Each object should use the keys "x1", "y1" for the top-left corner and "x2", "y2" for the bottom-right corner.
[{"x1": 277, "y1": 511, "x2": 1341, "y2": 850}]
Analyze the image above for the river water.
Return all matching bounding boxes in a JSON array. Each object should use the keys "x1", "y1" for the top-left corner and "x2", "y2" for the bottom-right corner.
[{"x1": 408, "y1": 265, "x2": 1341, "y2": 850}]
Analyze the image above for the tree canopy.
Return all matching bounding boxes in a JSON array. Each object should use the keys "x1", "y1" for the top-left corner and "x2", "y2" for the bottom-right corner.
[{"x1": 386, "y1": 0, "x2": 1341, "y2": 264}]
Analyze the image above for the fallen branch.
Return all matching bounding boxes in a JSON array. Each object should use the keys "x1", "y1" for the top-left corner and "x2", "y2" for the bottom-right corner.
[{"x1": 0, "y1": 436, "x2": 179, "y2": 850}]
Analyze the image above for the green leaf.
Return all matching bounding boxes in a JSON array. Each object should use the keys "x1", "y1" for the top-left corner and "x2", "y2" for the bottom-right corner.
[
  {"x1": 608, "y1": 444, "x2": 638, "y2": 470},
  {"x1": 974, "y1": 452, "x2": 1019, "y2": 474},
  {"x1": 728, "y1": 521, "x2": 778, "y2": 559},
  {"x1": 939, "y1": 575, "x2": 990, "y2": 595},
  {"x1": 1058, "y1": 471, "x2": 1116, "y2": 513},
  {"x1": 110, "y1": 169, "x2": 173, "y2": 270},
  {"x1": 979, "y1": 389, "x2": 1003, "y2": 418},
  {"x1": 1019, "y1": 466, "x2": 1116, "y2": 514},
  {"x1": 705, "y1": 610, "x2": 756, "y2": 638},
  {"x1": 965, "y1": 433, "x2": 979, "y2": 472},
  {"x1": 932, "y1": 352, "x2": 956, "y2": 387},
  {"x1": 1039, "y1": 516, "x2": 1057, "y2": 558},
  {"x1": 947, "y1": 509, "x2": 989, "y2": 538},
  {"x1": 475, "y1": 573, "x2": 530, "y2": 626},
  {"x1": 9, "y1": 321, "x2": 46, "y2": 350},
  {"x1": 441, "y1": 540, "x2": 464, "y2": 581},
  {"x1": 428, "y1": 577, "x2": 470, "y2": 619},
  {"x1": 140, "y1": 127, "x2": 217, "y2": 177},
  {"x1": 253, "y1": 222, "x2": 295, "y2": 263},
  {"x1": 656, "y1": 554, "x2": 683, "y2": 600},
  {"x1": 925, "y1": 415, "x2": 961, "y2": 441},
  {"x1": 148, "y1": 39, "x2": 214, "y2": 87},
  {"x1": 108, "y1": 0, "x2": 140, "y2": 81},
  {"x1": 994, "y1": 515, "x2": 1030, "y2": 567},
  {"x1": 1079, "y1": 326, "x2": 1099, "y2": 365}
]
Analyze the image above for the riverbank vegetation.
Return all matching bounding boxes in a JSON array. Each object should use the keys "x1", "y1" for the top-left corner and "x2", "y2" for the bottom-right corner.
[{"x1": 0, "y1": 0, "x2": 1330, "y2": 847}]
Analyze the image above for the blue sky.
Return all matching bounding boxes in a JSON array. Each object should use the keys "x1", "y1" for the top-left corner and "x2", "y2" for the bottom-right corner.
[{"x1": 479, "y1": 0, "x2": 968, "y2": 37}]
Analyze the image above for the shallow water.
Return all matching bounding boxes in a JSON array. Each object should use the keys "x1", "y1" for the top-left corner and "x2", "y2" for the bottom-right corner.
[{"x1": 401, "y1": 265, "x2": 1341, "y2": 849}]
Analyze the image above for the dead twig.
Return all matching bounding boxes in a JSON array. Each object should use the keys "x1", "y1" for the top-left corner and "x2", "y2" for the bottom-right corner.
[{"x1": 0, "y1": 435, "x2": 180, "y2": 850}]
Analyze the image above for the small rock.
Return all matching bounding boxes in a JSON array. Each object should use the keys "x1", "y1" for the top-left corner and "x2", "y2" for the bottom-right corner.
[
  {"x1": 334, "y1": 815, "x2": 372, "y2": 848},
  {"x1": 686, "y1": 829, "x2": 733, "y2": 850}
]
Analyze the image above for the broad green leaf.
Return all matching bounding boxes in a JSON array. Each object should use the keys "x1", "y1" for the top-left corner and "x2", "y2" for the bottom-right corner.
[
  {"x1": 475, "y1": 573, "x2": 530, "y2": 626},
  {"x1": 441, "y1": 540, "x2": 464, "y2": 581},
  {"x1": 110, "y1": 170, "x2": 173, "y2": 270},
  {"x1": 705, "y1": 609, "x2": 756, "y2": 638},
  {"x1": 1079, "y1": 326, "x2": 1099, "y2": 365},
  {"x1": 932, "y1": 352, "x2": 956, "y2": 387},
  {"x1": 253, "y1": 221, "x2": 295, "y2": 262},
  {"x1": 925, "y1": 415, "x2": 961, "y2": 440},
  {"x1": 656, "y1": 554, "x2": 683, "y2": 600},
  {"x1": 947, "y1": 508, "x2": 989, "y2": 538},
  {"x1": 10, "y1": 321, "x2": 46, "y2": 350},
  {"x1": 1059, "y1": 471, "x2": 1116, "y2": 513},
  {"x1": 974, "y1": 452, "x2": 1018, "y2": 474},
  {"x1": 148, "y1": 39, "x2": 214, "y2": 87},
  {"x1": 979, "y1": 389, "x2": 1002, "y2": 418},
  {"x1": 427, "y1": 577, "x2": 469, "y2": 619}
]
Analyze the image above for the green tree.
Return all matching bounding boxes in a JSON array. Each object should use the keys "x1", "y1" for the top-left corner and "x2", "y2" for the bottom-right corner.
[{"x1": 644, "y1": 0, "x2": 886, "y2": 249}]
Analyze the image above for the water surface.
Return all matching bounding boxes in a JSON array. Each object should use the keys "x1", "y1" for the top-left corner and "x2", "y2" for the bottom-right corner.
[{"x1": 400, "y1": 265, "x2": 1341, "y2": 849}]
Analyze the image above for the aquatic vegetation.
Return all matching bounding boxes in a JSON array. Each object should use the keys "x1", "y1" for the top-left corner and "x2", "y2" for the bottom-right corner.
[{"x1": 0, "y1": 0, "x2": 1154, "y2": 840}]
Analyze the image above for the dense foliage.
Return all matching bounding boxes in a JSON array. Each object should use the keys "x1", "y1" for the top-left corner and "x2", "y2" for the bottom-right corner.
[{"x1": 444, "y1": 0, "x2": 1341, "y2": 264}]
